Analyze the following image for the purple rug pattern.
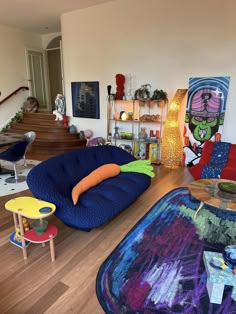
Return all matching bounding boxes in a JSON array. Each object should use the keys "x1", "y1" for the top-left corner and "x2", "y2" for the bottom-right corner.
[{"x1": 96, "y1": 187, "x2": 236, "y2": 313}]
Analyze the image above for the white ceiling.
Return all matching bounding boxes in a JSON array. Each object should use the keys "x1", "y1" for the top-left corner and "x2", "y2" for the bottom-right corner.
[{"x1": 0, "y1": 0, "x2": 114, "y2": 34}]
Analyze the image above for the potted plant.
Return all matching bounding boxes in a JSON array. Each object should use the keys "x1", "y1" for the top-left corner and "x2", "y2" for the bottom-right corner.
[
  {"x1": 134, "y1": 84, "x2": 151, "y2": 100},
  {"x1": 151, "y1": 89, "x2": 168, "y2": 104}
]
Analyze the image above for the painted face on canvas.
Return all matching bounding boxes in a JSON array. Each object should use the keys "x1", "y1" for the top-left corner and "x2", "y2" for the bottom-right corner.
[{"x1": 189, "y1": 89, "x2": 221, "y2": 143}]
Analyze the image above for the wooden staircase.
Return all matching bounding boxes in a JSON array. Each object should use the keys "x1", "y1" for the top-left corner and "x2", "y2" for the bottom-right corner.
[{"x1": 6, "y1": 112, "x2": 86, "y2": 159}]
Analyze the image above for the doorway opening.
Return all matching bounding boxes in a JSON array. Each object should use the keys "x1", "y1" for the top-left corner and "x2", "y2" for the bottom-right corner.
[
  {"x1": 46, "y1": 36, "x2": 64, "y2": 110},
  {"x1": 26, "y1": 48, "x2": 48, "y2": 111}
]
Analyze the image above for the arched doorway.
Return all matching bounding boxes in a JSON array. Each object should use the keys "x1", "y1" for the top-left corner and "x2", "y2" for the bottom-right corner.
[{"x1": 46, "y1": 36, "x2": 64, "y2": 110}]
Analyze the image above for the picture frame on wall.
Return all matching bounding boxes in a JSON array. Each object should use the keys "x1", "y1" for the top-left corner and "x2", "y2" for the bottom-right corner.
[{"x1": 71, "y1": 81, "x2": 100, "y2": 119}]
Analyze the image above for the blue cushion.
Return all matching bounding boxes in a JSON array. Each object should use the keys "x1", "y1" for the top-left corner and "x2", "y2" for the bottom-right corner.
[{"x1": 27, "y1": 146, "x2": 151, "y2": 230}]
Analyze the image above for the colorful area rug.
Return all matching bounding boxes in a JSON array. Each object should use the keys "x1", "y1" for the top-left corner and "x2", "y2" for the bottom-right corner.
[
  {"x1": 0, "y1": 159, "x2": 40, "y2": 196},
  {"x1": 96, "y1": 187, "x2": 236, "y2": 313}
]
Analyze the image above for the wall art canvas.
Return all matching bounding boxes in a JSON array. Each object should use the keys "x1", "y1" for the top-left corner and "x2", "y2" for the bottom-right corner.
[
  {"x1": 71, "y1": 81, "x2": 100, "y2": 119},
  {"x1": 183, "y1": 76, "x2": 230, "y2": 166}
]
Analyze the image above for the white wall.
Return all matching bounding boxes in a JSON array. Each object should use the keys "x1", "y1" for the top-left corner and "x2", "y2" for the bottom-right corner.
[
  {"x1": 0, "y1": 25, "x2": 42, "y2": 128},
  {"x1": 61, "y1": 0, "x2": 236, "y2": 143}
]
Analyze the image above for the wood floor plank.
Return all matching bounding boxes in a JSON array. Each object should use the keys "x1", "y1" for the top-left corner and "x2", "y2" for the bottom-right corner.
[
  {"x1": 0, "y1": 154, "x2": 193, "y2": 313},
  {"x1": 7, "y1": 282, "x2": 70, "y2": 314}
]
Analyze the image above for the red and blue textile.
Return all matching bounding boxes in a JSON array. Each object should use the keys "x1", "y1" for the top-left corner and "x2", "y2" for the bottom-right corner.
[{"x1": 189, "y1": 141, "x2": 236, "y2": 180}]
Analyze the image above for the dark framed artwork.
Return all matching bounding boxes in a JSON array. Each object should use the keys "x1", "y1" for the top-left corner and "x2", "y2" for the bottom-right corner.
[{"x1": 71, "y1": 81, "x2": 100, "y2": 119}]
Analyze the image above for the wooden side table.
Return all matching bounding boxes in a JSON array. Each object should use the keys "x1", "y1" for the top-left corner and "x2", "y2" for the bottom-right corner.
[{"x1": 5, "y1": 197, "x2": 57, "y2": 261}]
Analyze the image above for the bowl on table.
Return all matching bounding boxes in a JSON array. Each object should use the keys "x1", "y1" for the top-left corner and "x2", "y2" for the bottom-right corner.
[{"x1": 31, "y1": 220, "x2": 48, "y2": 235}]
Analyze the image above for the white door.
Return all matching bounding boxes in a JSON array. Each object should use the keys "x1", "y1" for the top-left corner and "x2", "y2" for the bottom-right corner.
[{"x1": 25, "y1": 48, "x2": 50, "y2": 111}]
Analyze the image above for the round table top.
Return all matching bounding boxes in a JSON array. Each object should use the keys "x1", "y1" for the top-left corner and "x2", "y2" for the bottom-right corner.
[{"x1": 188, "y1": 179, "x2": 236, "y2": 212}]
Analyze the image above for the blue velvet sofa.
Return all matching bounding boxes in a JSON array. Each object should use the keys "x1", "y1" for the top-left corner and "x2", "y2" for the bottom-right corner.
[{"x1": 27, "y1": 145, "x2": 151, "y2": 230}]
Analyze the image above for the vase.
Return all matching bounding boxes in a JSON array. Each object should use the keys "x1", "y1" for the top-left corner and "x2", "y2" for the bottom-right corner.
[
  {"x1": 138, "y1": 127, "x2": 147, "y2": 141},
  {"x1": 69, "y1": 125, "x2": 77, "y2": 134},
  {"x1": 55, "y1": 94, "x2": 66, "y2": 115}
]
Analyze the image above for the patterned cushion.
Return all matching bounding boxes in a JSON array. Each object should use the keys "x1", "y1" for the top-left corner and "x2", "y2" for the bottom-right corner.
[{"x1": 189, "y1": 141, "x2": 236, "y2": 180}]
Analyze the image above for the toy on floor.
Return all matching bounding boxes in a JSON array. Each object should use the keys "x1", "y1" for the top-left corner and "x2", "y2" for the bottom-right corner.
[{"x1": 72, "y1": 159, "x2": 154, "y2": 205}]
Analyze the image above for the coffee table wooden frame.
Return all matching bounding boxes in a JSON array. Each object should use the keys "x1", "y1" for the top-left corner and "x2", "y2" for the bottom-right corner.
[{"x1": 188, "y1": 179, "x2": 236, "y2": 219}]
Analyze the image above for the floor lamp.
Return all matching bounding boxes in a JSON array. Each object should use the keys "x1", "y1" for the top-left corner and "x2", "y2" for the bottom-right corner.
[{"x1": 161, "y1": 89, "x2": 188, "y2": 168}]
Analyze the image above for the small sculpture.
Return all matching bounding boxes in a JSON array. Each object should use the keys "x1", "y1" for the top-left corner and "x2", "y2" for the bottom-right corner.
[
  {"x1": 53, "y1": 109, "x2": 63, "y2": 121},
  {"x1": 114, "y1": 126, "x2": 120, "y2": 138},
  {"x1": 84, "y1": 129, "x2": 93, "y2": 145},
  {"x1": 138, "y1": 127, "x2": 148, "y2": 141},
  {"x1": 55, "y1": 94, "x2": 66, "y2": 115},
  {"x1": 69, "y1": 124, "x2": 77, "y2": 134},
  {"x1": 115, "y1": 74, "x2": 125, "y2": 100}
]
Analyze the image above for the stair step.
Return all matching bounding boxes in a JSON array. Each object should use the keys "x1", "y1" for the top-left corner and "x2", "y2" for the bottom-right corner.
[
  {"x1": 21, "y1": 117, "x2": 64, "y2": 127},
  {"x1": 5, "y1": 112, "x2": 87, "y2": 157},
  {"x1": 10, "y1": 123, "x2": 69, "y2": 133},
  {"x1": 23, "y1": 112, "x2": 56, "y2": 120}
]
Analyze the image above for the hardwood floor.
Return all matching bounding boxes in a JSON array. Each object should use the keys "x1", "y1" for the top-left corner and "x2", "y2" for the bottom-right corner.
[{"x1": 0, "y1": 151, "x2": 193, "y2": 313}]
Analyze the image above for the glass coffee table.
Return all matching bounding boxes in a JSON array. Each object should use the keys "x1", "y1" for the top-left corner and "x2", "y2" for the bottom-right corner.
[{"x1": 188, "y1": 179, "x2": 236, "y2": 219}]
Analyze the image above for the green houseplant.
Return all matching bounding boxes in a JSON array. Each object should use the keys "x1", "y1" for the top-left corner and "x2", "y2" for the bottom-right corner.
[
  {"x1": 134, "y1": 84, "x2": 151, "y2": 100},
  {"x1": 151, "y1": 89, "x2": 168, "y2": 103}
]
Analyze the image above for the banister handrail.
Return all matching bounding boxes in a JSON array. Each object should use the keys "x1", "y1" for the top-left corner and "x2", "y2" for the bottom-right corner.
[{"x1": 0, "y1": 86, "x2": 29, "y2": 105}]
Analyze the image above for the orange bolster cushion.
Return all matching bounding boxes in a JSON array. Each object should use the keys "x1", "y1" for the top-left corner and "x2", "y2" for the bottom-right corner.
[{"x1": 72, "y1": 163, "x2": 120, "y2": 205}]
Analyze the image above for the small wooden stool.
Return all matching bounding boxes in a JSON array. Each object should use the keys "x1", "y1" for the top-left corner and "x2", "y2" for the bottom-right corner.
[
  {"x1": 203, "y1": 251, "x2": 236, "y2": 304},
  {"x1": 5, "y1": 197, "x2": 57, "y2": 262}
]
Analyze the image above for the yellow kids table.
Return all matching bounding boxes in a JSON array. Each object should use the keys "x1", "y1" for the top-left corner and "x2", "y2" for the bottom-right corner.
[{"x1": 5, "y1": 196, "x2": 57, "y2": 261}]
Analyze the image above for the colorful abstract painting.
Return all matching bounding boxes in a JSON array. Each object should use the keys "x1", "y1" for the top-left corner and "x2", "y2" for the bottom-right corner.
[
  {"x1": 96, "y1": 188, "x2": 236, "y2": 313},
  {"x1": 183, "y1": 76, "x2": 230, "y2": 166}
]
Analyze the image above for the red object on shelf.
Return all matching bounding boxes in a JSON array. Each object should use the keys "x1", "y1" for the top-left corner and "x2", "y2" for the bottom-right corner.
[
  {"x1": 23, "y1": 224, "x2": 58, "y2": 243},
  {"x1": 115, "y1": 74, "x2": 125, "y2": 100}
]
